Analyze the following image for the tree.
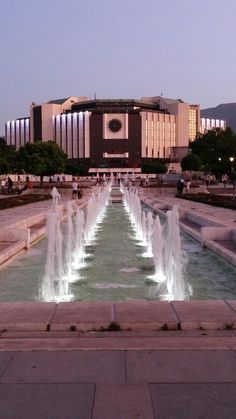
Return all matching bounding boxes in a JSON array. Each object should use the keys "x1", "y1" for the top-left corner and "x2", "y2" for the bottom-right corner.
[
  {"x1": 141, "y1": 163, "x2": 167, "y2": 174},
  {"x1": 65, "y1": 160, "x2": 89, "y2": 176},
  {"x1": 190, "y1": 128, "x2": 236, "y2": 175},
  {"x1": 181, "y1": 153, "x2": 202, "y2": 171},
  {"x1": 16, "y1": 141, "x2": 68, "y2": 185},
  {"x1": 0, "y1": 138, "x2": 17, "y2": 174}
]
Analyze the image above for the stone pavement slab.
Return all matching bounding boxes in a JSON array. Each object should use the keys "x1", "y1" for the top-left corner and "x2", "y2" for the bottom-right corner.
[
  {"x1": 0, "y1": 383, "x2": 94, "y2": 419},
  {"x1": 150, "y1": 383, "x2": 236, "y2": 419},
  {"x1": 115, "y1": 301, "x2": 178, "y2": 330},
  {"x1": 0, "y1": 336, "x2": 235, "y2": 352},
  {"x1": 93, "y1": 384, "x2": 154, "y2": 419},
  {"x1": 227, "y1": 300, "x2": 236, "y2": 312},
  {"x1": 0, "y1": 351, "x2": 125, "y2": 384},
  {"x1": 50, "y1": 302, "x2": 114, "y2": 331},
  {"x1": 0, "y1": 352, "x2": 13, "y2": 377},
  {"x1": 0, "y1": 302, "x2": 56, "y2": 332},
  {"x1": 80, "y1": 329, "x2": 236, "y2": 338},
  {"x1": 172, "y1": 300, "x2": 236, "y2": 329},
  {"x1": 126, "y1": 350, "x2": 236, "y2": 383}
]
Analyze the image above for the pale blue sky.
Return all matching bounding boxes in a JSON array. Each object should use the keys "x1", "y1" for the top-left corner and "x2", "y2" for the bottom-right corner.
[{"x1": 1, "y1": 0, "x2": 236, "y2": 135}]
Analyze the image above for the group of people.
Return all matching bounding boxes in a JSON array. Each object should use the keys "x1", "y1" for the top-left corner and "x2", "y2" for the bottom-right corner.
[
  {"x1": 176, "y1": 178, "x2": 191, "y2": 195},
  {"x1": 204, "y1": 174, "x2": 217, "y2": 187},
  {"x1": 221, "y1": 173, "x2": 229, "y2": 187},
  {"x1": 0, "y1": 176, "x2": 16, "y2": 194},
  {"x1": 0, "y1": 176, "x2": 13, "y2": 194},
  {"x1": 0, "y1": 176, "x2": 32, "y2": 195}
]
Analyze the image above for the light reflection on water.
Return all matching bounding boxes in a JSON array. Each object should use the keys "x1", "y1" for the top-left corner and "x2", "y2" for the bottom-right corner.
[{"x1": 0, "y1": 202, "x2": 235, "y2": 301}]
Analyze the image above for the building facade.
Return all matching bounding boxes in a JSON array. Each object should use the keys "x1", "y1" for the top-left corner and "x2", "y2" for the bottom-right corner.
[
  {"x1": 5, "y1": 95, "x2": 224, "y2": 169},
  {"x1": 52, "y1": 99, "x2": 177, "y2": 168},
  {"x1": 5, "y1": 117, "x2": 30, "y2": 148},
  {"x1": 200, "y1": 117, "x2": 226, "y2": 133}
]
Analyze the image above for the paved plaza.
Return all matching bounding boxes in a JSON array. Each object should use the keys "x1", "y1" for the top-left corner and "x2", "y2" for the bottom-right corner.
[{"x1": 0, "y1": 187, "x2": 235, "y2": 418}]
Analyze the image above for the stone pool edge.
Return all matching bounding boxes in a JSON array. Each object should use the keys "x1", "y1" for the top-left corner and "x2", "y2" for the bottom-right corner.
[{"x1": 0, "y1": 300, "x2": 236, "y2": 334}]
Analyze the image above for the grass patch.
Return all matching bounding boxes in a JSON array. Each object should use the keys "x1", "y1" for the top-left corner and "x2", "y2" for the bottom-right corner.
[
  {"x1": 0, "y1": 193, "x2": 51, "y2": 210},
  {"x1": 177, "y1": 192, "x2": 236, "y2": 210}
]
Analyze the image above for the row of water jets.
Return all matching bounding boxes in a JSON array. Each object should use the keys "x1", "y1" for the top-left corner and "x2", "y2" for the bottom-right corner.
[
  {"x1": 41, "y1": 186, "x2": 110, "y2": 301},
  {"x1": 122, "y1": 187, "x2": 191, "y2": 300},
  {"x1": 41, "y1": 185, "x2": 191, "y2": 302}
]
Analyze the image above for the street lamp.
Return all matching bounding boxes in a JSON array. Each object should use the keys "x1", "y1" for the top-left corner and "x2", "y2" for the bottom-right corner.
[{"x1": 229, "y1": 157, "x2": 236, "y2": 198}]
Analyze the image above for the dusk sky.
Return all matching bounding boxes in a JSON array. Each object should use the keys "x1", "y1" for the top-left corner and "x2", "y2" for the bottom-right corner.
[{"x1": 1, "y1": 0, "x2": 236, "y2": 135}]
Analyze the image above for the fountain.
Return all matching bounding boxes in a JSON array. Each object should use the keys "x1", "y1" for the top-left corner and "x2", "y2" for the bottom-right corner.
[
  {"x1": 123, "y1": 187, "x2": 191, "y2": 300},
  {"x1": 64, "y1": 201, "x2": 75, "y2": 280},
  {"x1": 162, "y1": 206, "x2": 188, "y2": 300},
  {"x1": 152, "y1": 215, "x2": 164, "y2": 282},
  {"x1": 40, "y1": 209, "x2": 63, "y2": 301},
  {"x1": 41, "y1": 185, "x2": 111, "y2": 301},
  {"x1": 51, "y1": 186, "x2": 61, "y2": 209},
  {"x1": 1, "y1": 184, "x2": 235, "y2": 303},
  {"x1": 73, "y1": 208, "x2": 85, "y2": 269}
]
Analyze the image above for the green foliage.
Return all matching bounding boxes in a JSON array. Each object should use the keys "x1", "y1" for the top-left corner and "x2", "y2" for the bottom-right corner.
[
  {"x1": 65, "y1": 160, "x2": 89, "y2": 176},
  {"x1": 65, "y1": 160, "x2": 80, "y2": 176},
  {"x1": 190, "y1": 128, "x2": 236, "y2": 175},
  {"x1": 16, "y1": 141, "x2": 68, "y2": 180},
  {"x1": 0, "y1": 138, "x2": 16, "y2": 174},
  {"x1": 141, "y1": 163, "x2": 167, "y2": 174},
  {"x1": 0, "y1": 194, "x2": 51, "y2": 210},
  {"x1": 181, "y1": 153, "x2": 202, "y2": 171},
  {"x1": 178, "y1": 192, "x2": 236, "y2": 210},
  {"x1": 78, "y1": 163, "x2": 89, "y2": 176}
]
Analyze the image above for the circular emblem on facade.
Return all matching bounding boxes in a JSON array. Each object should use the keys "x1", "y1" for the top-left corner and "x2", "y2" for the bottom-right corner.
[{"x1": 108, "y1": 118, "x2": 122, "y2": 133}]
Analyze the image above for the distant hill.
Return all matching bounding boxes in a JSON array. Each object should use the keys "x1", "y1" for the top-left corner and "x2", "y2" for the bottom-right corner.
[{"x1": 201, "y1": 103, "x2": 236, "y2": 132}]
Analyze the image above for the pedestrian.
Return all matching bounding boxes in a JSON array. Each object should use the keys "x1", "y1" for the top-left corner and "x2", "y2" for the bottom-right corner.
[
  {"x1": 206, "y1": 174, "x2": 210, "y2": 187},
  {"x1": 17, "y1": 178, "x2": 22, "y2": 195},
  {"x1": 177, "y1": 178, "x2": 184, "y2": 195},
  {"x1": 72, "y1": 179, "x2": 78, "y2": 199},
  {"x1": 7, "y1": 176, "x2": 13, "y2": 194},
  {"x1": 1, "y1": 178, "x2": 6, "y2": 194},
  {"x1": 27, "y1": 179, "x2": 32, "y2": 189},
  {"x1": 77, "y1": 187, "x2": 83, "y2": 199},
  {"x1": 221, "y1": 174, "x2": 228, "y2": 188},
  {"x1": 186, "y1": 180, "x2": 191, "y2": 193}
]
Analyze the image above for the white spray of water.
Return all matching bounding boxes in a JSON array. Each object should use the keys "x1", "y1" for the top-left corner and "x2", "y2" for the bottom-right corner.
[
  {"x1": 122, "y1": 186, "x2": 190, "y2": 300},
  {"x1": 73, "y1": 208, "x2": 85, "y2": 269},
  {"x1": 64, "y1": 201, "x2": 75, "y2": 281},
  {"x1": 163, "y1": 205, "x2": 186, "y2": 300},
  {"x1": 152, "y1": 215, "x2": 164, "y2": 282},
  {"x1": 41, "y1": 209, "x2": 63, "y2": 301},
  {"x1": 42, "y1": 186, "x2": 111, "y2": 301}
]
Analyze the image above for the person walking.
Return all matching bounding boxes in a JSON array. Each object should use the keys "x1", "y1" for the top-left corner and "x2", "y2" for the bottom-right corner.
[
  {"x1": 72, "y1": 179, "x2": 78, "y2": 199},
  {"x1": 186, "y1": 180, "x2": 191, "y2": 193},
  {"x1": 7, "y1": 176, "x2": 13, "y2": 194},
  {"x1": 221, "y1": 174, "x2": 228, "y2": 188},
  {"x1": 1, "y1": 178, "x2": 6, "y2": 194},
  {"x1": 176, "y1": 178, "x2": 184, "y2": 195}
]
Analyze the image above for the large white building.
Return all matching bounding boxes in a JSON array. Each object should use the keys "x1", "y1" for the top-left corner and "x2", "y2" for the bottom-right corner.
[{"x1": 5, "y1": 95, "x2": 225, "y2": 169}]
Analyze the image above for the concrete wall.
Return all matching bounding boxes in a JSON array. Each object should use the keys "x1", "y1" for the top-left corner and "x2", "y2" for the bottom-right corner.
[{"x1": 41, "y1": 104, "x2": 61, "y2": 141}]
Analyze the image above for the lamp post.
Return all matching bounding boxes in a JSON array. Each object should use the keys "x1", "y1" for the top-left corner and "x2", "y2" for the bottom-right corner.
[
  {"x1": 217, "y1": 157, "x2": 222, "y2": 184},
  {"x1": 229, "y1": 157, "x2": 235, "y2": 198}
]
